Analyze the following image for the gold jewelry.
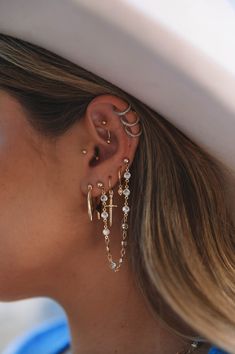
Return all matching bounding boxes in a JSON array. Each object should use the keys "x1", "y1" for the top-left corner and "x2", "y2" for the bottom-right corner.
[
  {"x1": 106, "y1": 176, "x2": 117, "y2": 227},
  {"x1": 85, "y1": 140, "x2": 205, "y2": 352},
  {"x1": 87, "y1": 184, "x2": 94, "y2": 221},
  {"x1": 85, "y1": 167, "x2": 204, "y2": 351},
  {"x1": 106, "y1": 129, "x2": 111, "y2": 144},
  {"x1": 98, "y1": 157, "x2": 130, "y2": 272},
  {"x1": 95, "y1": 182, "x2": 104, "y2": 219},
  {"x1": 82, "y1": 102, "x2": 141, "y2": 162},
  {"x1": 82, "y1": 104, "x2": 203, "y2": 351},
  {"x1": 118, "y1": 167, "x2": 123, "y2": 195},
  {"x1": 95, "y1": 201, "x2": 102, "y2": 220},
  {"x1": 82, "y1": 147, "x2": 100, "y2": 160}
]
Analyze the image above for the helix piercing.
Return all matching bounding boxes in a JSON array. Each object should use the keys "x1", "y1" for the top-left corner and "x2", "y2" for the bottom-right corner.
[
  {"x1": 113, "y1": 104, "x2": 132, "y2": 116},
  {"x1": 113, "y1": 103, "x2": 142, "y2": 138}
]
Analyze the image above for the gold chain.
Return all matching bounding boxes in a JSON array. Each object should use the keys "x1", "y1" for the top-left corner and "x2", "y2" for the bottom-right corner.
[{"x1": 99, "y1": 160, "x2": 130, "y2": 272}]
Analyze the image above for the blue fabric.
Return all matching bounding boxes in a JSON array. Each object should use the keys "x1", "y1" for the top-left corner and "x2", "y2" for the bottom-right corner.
[
  {"x1": 2, "y1": 316, "x2": 230, "y2": 354},
  {"x1": 208, "y1": 348, "x2": 230, "y2": 354},
  {"x1": 2, "y1": 316, "x2": 71, "y2": 354}
]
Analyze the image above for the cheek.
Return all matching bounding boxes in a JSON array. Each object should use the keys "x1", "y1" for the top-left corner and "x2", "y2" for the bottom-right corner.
[{"x1": 0, "y1": 147, "x2": 75, "y2": 300}]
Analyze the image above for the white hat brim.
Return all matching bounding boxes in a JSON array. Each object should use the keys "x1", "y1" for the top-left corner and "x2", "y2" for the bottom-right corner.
[{"x1": 0, "y1": 0, "x2": 235, "y2": 181}]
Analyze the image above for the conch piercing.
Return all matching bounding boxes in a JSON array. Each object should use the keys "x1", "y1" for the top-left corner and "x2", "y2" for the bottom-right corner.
[{"x1": 83, "y1": 102, "x2": 141, "y2": 154}]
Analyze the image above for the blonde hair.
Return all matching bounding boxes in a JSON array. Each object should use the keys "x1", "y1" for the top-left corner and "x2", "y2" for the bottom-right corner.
[{"x1": 0, "y1": 33, "x2": 235, "y2": 353}]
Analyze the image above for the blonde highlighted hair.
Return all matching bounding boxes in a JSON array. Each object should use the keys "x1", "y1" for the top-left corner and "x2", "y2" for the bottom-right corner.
[{"x1": 0, "y1": 33, "x2": 235, "y2": 353}]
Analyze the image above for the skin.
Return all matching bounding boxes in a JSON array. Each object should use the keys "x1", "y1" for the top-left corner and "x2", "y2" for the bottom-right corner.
[{"x1": 0, "y1": 90, "x2": 210, "y2": 354}]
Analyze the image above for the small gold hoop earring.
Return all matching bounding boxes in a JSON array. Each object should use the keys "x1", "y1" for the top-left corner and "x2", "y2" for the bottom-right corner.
[{"x1": 87, "y1": 184, "x2": 94, "y2": 221}]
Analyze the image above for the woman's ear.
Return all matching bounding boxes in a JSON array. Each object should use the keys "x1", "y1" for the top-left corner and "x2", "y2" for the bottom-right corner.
[{"x1": 80, "y1": 94, "x2": 141, "y2": 197}]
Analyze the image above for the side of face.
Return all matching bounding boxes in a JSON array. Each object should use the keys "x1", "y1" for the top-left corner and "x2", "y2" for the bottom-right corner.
[
  {"x1": 0, "y1": 91, "x2": 88, "y2": 301},
  {"x1": 0, "y1": 90, "x2": 140, "y2": 302}
]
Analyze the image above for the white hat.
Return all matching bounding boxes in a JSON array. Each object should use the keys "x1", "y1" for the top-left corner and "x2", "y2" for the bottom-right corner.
[{"x1": 0, "y1": 1, "x2": 235, "y2": 191}]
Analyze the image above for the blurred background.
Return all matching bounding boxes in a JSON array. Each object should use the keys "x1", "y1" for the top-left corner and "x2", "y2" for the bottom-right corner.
[{"x1": 0, "y1": 297, "x2": 67, "y2": 352}]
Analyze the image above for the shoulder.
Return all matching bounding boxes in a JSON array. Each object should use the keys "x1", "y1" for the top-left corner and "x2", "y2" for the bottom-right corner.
[{"x1": 2, "y1": 316, "x2": 71, "y2": 354}]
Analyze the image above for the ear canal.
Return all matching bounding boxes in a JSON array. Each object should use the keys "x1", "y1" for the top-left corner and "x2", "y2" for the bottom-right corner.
[{"x1": 89, "y1": 146, "x2": 100, "y2": 167}]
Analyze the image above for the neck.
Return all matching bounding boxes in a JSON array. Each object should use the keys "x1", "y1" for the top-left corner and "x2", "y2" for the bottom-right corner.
[
  {"x1": 48, "y1": 214, "x2": 202, "y2": 354},
  {"x1": 51, "y1": 266, "x2": 192, "y2": 353},
  {"x1": 63, "y1": 274, "x2": 188, "y2": 354}
]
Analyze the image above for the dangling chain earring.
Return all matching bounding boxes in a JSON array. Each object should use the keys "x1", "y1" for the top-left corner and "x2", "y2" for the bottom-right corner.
[{"x1": 97, "y1": 157, "x2": 130, "y2": 272}]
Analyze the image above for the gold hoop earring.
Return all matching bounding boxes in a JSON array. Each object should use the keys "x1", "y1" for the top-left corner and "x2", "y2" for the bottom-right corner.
[{"x1": 87, "y1": 184, "x2": 94, "y2": 221}]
